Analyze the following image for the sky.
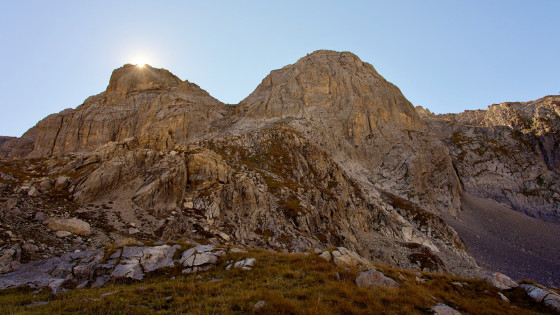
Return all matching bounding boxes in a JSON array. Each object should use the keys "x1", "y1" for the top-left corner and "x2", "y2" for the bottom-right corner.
[{"x1": 0, "y1": 1, "x2": 559, "y2": 137}]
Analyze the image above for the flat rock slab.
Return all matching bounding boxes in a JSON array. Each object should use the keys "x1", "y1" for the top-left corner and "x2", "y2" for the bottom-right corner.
[{"x1": 0, "y1": 244, "x2": 224, "y2": 293}]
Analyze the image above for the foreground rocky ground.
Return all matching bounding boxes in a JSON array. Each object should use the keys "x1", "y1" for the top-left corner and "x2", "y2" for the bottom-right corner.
[{"x1": 0, "y1": 248, "x2": 558, "y2": 314}]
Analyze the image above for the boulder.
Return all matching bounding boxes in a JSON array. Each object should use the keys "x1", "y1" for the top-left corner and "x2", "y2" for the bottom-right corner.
[
  {"x1": 233, "y1": 258, "x2": 256, "y2": 270},
  {"x1": 318, "y1": 251, "x2": 332, "y2": 262},
  {"x1": 27, "y1": 186, "x2": 40, "y2": 197},
  {"x1": 47, "y1": 218, "x2": 92, "y2": 236},
  {"x1": 485, "y1": 272, "x2": 518, "y2": 290},
  {"x1": 431, "y1": 303, "x2": 461, "y2": 315},
  {"x1": 520, "y1": 284, "x2": 560, "y2": 312},
  {"x1": 355, "y1": 270, "x2": 399, "y2": 289},
  {"x1": 0, "y1": 244, "x2": 21, "y2": 273},
  {"x1": 54, "y1": 176, "x2": 70, "y2": 190}
]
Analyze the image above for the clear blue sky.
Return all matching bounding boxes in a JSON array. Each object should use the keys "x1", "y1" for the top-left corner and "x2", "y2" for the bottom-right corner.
[{"x1": 1, "y1": 1, "x2": 558, "y2": 137}]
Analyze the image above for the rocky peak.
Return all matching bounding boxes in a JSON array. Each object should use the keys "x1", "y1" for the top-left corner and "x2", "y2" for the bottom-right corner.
[
  {"x1": 106, "y1": 64, "x2": 182, "y2": 96},
  {"x1": 239, "y1": 50, "x2": 422, "y2": 130}
]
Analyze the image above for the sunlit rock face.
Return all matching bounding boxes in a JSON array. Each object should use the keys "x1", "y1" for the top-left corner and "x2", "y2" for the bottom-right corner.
[
  {"x1": 2, "y1": 50, "x2": 559, "y2": 282},
  {"x1": 238, "y1": 50, "x2": 461, "y2": 215},
  {"x1": 21, "y1": 64, "x2": 229, "y2": 157}
]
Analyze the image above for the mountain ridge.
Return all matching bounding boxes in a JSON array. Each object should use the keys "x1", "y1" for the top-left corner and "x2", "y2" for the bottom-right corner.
[{"x1": 0, "y1": 50, "x2": 559, "y2": 290}]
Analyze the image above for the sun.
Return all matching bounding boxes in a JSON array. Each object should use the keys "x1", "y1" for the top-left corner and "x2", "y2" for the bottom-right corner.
[{"x1": 132, "y1": 55, "x2": 150, "y2": 67}]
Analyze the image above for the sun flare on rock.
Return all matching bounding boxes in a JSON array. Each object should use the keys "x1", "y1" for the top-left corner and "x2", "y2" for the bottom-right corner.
[{"x1": 132, "y1": 55, "x2": 150, "y2": 67}]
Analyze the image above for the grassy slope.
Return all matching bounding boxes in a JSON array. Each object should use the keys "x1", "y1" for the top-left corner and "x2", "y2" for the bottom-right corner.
[{"x1": 0, "y1": 249, "x2": 552, "y2": 314}]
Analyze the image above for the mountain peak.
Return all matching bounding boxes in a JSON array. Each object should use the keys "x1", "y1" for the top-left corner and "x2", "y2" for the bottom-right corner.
[
  {"x1": 239, "y1": 50, "x2": 420, "y2": 130},
  {"x1": 106, "y1": 64, "x2": 182, "y2": 95}
]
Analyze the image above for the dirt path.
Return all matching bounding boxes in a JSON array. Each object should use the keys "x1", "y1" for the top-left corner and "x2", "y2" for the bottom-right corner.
[{"x1": 442, "y1": 193, "x2": 560, "y2": 288}]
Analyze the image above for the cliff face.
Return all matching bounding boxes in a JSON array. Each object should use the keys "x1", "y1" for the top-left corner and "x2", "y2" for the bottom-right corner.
[
  {"x1": 21, "y1": 64, "x2": 229, "y2": 158},
  {"x1": 2, "y1": 50, "x2": 557, "y2": 279},
  {"x1": 421, "y1": 96, "x2": 560, "y2": 220},
  {"x1": 237, "y1": 50, "x2": 462, "y2": 216}
]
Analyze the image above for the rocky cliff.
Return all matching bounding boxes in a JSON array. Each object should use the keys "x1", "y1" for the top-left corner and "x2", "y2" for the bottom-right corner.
[
  {"x1": 419, "y1": 96, "x2": 560, "y2": 221},
  {"x1": 2, "y1": 50, "x2": 557, "y2": 283},
  {"x1": 17, "y1": 64, "x2": 230, "y2": 158}
]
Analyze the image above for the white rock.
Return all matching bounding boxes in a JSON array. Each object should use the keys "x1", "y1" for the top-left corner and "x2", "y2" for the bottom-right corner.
[
  {"x1": 498, "y1": 292, "x2": 509, "y2": 303},
  {"x1": 233, "y1": 258, "x2": 256, "y2": 270},
  {"x1": 431, "y1": 303, "x2": 461, "y2": 315},
  {"x1": 318, "y1": 251, "x2": 332, "y2": 262},
  {"x1": 485, "y1": 272, "x2": 518, "y2": 290},
  {"x1": 253, "y1": 300, "x2": 266, "y2": 309},
  {"x1": 355, "y1": 270, "x2": 399, "y2": 289}
]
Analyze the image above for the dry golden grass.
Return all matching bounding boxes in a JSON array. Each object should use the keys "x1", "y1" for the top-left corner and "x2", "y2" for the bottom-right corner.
[{"x1": 0, "y1": 249, "x2": 552, "y2": 314}]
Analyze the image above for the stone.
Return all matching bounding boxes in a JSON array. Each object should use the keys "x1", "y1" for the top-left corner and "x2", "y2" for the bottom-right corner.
[
  {"x1": 520, "y1": 284, "x2": 551, "y2": 303},
  {"x1": 27, "y1": 186, "x2": 40, "y2": 197},
  {"x1": 128, "y1": 228, "x2": 140, "y2": 235},
  {"x1": 318, "y1": 251, "x2": 332, "y2": 262},
  {"x1": 192, "y1": 253, "x2": 219, "y2": 267},
  {"x1": 497, "y1": 292, "x2": 509, "y2": 303},
  {"x1": 0, "y1": 244, "x2": 21, "y2": 273},
  {"x1": 38, "y1": 178, "x2": 53, "y2": 192},
  {"x1": 22, "y1": 243, "x2": 39, "y2": 254},
  {"x1": 355, "y1": 270, "x2": 399, "y2": 289},
  {"x1": 140, "y1": 245, "x2": 180, "y2": 272},
  {"x1": 253, "y1": 300, "x2": 266, "y2": 309},
  {"x1": 233, "y1": 258, "x2": 256, "y2": 270},
  {"x1": 111, "y1": 262, "x2": 144, "y2": 281},
  {"x1": 34, "y1": 212, "x2": 47, "y2": 223},
  {"x1": 55, "y1": 230, "x2": 72, "y2": 238},
  {"x1": 543, "y1": 293, "x2": 560, "y2": 312},
  {"x1": 520, "y1": 284, "x2": 560, "y2": 312},
  {"x1": 431, "y1": 303, "x2": 461, "y2": 315},
  {"x1": 91, "y1": 276, "x2": 110, "y2": 288},
  {"x1": 485, "y1": 272, "x2": 518, "y2": 290},
  {"x1": 54, "y1": 176, "x2": 70, "y2": 190},
  {"x1": 47, "y1": 218, "x2": 92, "y2": 236}
]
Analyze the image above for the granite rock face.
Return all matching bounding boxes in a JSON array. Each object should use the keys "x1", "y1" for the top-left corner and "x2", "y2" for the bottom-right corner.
[
  {"x1": 18, "y1": 64, "x2": 229, "y2": 158},
  {"x1": 5, "y1": 49, "x2": 557, "y2": 281},
  {"x1": 420, "y1": 96, "x2": 560, "y2": 221},
  {"x1": 238, "y1": 50, "x2": 462, "y2": 216}
]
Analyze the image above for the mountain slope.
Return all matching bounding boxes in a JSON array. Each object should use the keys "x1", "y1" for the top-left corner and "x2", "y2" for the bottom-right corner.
[{"x1": 1, "y1": 50, "x2": 558, "y2": 287}]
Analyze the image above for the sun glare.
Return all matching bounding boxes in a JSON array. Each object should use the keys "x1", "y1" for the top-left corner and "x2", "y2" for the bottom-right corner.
[{"x1": 132, "y1": 55, "x2": 150, "y2": 68}]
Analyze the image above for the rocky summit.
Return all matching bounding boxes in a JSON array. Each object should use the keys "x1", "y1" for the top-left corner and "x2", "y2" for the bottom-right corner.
[{"x1": 1, "y1": 50, "x2": 559, "y2": 304}]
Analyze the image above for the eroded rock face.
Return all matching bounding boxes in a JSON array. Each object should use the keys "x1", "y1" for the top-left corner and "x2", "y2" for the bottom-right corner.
[
  {"x1": 19, "y1": 64, "x2": 229, "y2": 158},
  {"x1": 237, "y1": 50, "x2": 461, "y2": 215},
  {"x1": 422, "y1": 96, "x2": 560, "y2": 221},
  {"x1": 3, "y1": 50, "x2": 530, "y2": 279}
]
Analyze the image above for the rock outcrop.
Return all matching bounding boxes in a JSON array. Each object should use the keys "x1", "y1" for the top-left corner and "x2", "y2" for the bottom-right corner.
[
  {"x1": 0, "y1": 244, "x2": 228, "y2": 293},
  {"x1": 5, "y1": 49, "x2": 558, "y2": 285},
  {"x1": 13, "y1": 64, "x2": 229, "y2": 158},
  {"x1": 238, "y1": 50, "x2": 462, "y2": 216},
  {"x1": 421, "y1": 96, "x2": 560, "y2": 221}
]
